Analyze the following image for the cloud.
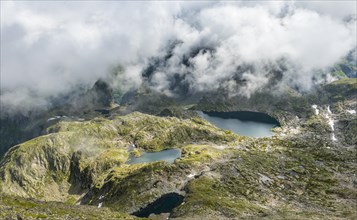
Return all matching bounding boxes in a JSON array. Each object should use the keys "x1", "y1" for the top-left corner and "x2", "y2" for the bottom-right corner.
[
  {"x1": 143, "y1": 2, "x2": 356, "y2": 95},
  {"x1": 296, "y1": 1, "x2": 357, "y2": 19},
  {"x1": 1, "y1": 1, "x2": 182, "y2": 114},
  {"x1": 1, "y1": 1, "x2": 356, "y2": 115}
]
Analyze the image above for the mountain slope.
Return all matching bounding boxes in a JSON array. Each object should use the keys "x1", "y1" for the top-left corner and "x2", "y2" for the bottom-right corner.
[{"x1": 0, "y1": 79, "x2": 356, "y2": 219}]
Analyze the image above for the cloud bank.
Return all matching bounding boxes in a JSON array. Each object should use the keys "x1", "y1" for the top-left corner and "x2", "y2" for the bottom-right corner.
[{"x1": 1, "y1": 1, "x2": 356, "y2": 114}]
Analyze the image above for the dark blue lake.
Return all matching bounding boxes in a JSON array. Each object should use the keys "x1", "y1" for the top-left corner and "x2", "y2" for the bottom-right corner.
[
  {"x1": 132, "y1": 193, "x2": 184, "y2": 217},
  {"x1": 198, "y1": 111, "x2": 279, "y2": 137}
]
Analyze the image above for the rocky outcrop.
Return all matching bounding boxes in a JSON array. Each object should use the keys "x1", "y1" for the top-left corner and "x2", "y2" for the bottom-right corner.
[{"x1": 91, "y1": 80, "x2": 114, "y2": 107}]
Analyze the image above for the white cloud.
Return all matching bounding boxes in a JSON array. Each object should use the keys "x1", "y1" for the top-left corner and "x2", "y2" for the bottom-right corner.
[
  {"x1": 146, "y1": 3, "x2": 356, "y2": 95},
  {"x1": 0, "y1": 1, "x2": 356, "y2": 114},
  {"x1": 296, "y1": 1, "x2": 357, "y2": 19}
]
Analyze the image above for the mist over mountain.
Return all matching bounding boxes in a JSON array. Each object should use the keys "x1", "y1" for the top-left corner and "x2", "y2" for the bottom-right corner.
[
  {"x1": 1, "y1": 1, "x2": 356, "y2": 115},
  {"x1": 1, "y1": 2, "x2": 357, "y2": 219}
]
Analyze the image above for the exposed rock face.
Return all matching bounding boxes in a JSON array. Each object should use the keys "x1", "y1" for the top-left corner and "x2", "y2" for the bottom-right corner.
[
  {"x1": 0, "y1": 79, "x2": 114, "y2": 159},
  {"x1": 0, "y1": 115, "x2": 46, "y2": 159},
  {"x1": 158, "y1": 107, "x2": 198, "y2": 119},
  {"x1": 0, "y1": 134, "x2": 72, "y2": 200},
  {"x1": 118, "y1": 86, "x2": 176, "y2": 115},
  {"x1": 91, "y1": 79, "x2": 114, "y2": 107}
]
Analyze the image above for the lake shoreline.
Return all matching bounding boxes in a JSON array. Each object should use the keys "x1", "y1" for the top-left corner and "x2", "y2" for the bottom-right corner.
[
  {"x1": 198, "y1": 111, "x2": 280, "y2": 137},
  {"x1": 202, "y1": 111, "x2": 280, "y2": 125}
]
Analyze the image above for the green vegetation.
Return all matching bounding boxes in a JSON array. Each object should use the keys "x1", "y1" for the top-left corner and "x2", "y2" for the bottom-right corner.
[
  {"x1": 0, "y1": 194, "x2": 132, "y2": 219},
  {"x1": 179, "y1": 176, "x2": 266, "y2": 217},
  {"x1": 324, "y1": 78, "x2": 357, "y2": 101},
  {"x1": 178, "y1": 144, "x2": 226, "y2": 165},
  {"x1": 331, "y1": 70, "x2": 347, "y2": 79},
  {"x1": 171, "y1": 137, "x2": 356, "y2": 219},
  {"x1": 0, "y1": 79, "x2": 356, "y2": 220},
  {"x1": 0, "y1": 111, "x2": 237, "y2": 202},
  {"x1": 130, "y1": 148, "x2": 142, "y2": 157}
]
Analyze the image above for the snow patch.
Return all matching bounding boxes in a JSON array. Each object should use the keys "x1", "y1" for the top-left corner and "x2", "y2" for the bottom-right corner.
[
  {"x1": 324, "y1": 109, "x2": 334, "y2": 131},
  {"x1": 328, "y1": 118, "x2": 334, "y2": 131},
  {"x1": 213, "y1": 145, "x2": 226, "y2": 150},
  {"x1": 258, "y1": 173, "x2": 272, "y2": 185},
  {"x1": 332, "y1": 133, "x2": 337, "y2": 142},
  {"x1": 187, "y1": 173, "x2": 195, "y2": 178},
  {"x1": 47, "y1": 116, "x2": 62, "y2": 121},
  {"x1": 311, "y1": 105, "x2": 319, "y2": 115},
  {"x1": 346, "y1": 109, "x2": 356, "y2": 114},
  {"x1": 277, "y1": 175, "x2": 285, "y2": 180},
  {"x1": 47, "y1": 115, "x2": 85, "y2": 122},
  {"x1": 325, "y1": 105, "x2": 337, "y2": 142}
]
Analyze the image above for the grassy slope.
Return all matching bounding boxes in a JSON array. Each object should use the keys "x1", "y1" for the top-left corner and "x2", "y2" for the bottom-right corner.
[
  {"x1": 0, "y1": 112, "x2": 237, "y2": 201},
  {"x1": 0, "y1": 194, "x2": 133, "y2": 220}
]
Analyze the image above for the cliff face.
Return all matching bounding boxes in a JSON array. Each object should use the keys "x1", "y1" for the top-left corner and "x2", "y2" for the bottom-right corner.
[{"x1": 0, "y1": 79, "x2": 114, "y2": 160}]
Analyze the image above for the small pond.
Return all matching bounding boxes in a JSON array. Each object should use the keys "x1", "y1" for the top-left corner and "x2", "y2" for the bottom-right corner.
[
  {"x1": 126, "y1": 148, "x2": 181, "y2": 164},
  {"x1": 198, "y1": 111, "x2": 279, "y2": 137},
  {"x1": 132, "y1": 193, "x2": 184, "y2": 218}
]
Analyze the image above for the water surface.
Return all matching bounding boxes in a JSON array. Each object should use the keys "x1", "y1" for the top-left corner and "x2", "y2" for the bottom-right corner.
[
  {"x1": 126, "y1": 148, "x2": 181, "y2": 164},
  {"x1": 132, "y1": 193, "x2": 184, "y2": 217},
  {"x1": 198, "y1": 111, "x2": 279, "y2": 137}
]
